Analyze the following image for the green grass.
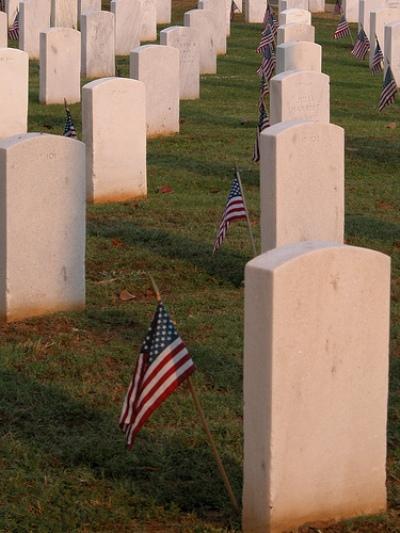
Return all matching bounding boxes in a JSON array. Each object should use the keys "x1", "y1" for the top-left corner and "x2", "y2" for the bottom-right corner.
[{"x1": 0, "y1": 4, "x2": 400, "y2": 532}]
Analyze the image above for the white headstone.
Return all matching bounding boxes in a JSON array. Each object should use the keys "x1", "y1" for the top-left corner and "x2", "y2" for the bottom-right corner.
[
  {"x1": 0, "y1": 48, "x2": 28, "y2": 139},
  {"x1": 276, "y1": 41, "x2": 321, "y2": 73},
  {"x1": 0, "y1": 133, "x2": 86, "y2": 322},
  {"x1": 155, "y1": 0, "x2": 171, "y2": 23},
  {"x1": 82, "y1": 77, "x2": 147, "y2": 204},
  {"x1": 359, "y1": 0, "x2": 385, "y2": 37},
  {"x1": 19, "y1": 0, "x2": 51, "y2": 60},
  {"x1": 111, "y1": 0, "x2": 142, "y2": 55},
  {"x1": 384, "y1": 21, "x2": 400, "y2": 84},
  {"x1": 0, "y1": 12, "x2": 7, "y2": 47},
  {"x1": 277, "y1": 22, "x2": 315, "y2": 43},
  {"x1": 81, "y1": 11, "x2": 115, "y2": 79},
  {"x1": 343, "y1": 0, "x2": 359, "y2": 22},
  {"x1": 243, "y1": 241, "x2": 390, "y2": 532},
  {"x1": 279, "y1": 0, "x2": 308, "y2": 11},
  {"x1": 78, "y1": 0, "x2": 101, "y2": 17},
  {"x1": 279, "y1": 7, "x2": 311, "y2": 24},
  {"x1": 5, "y1": 0, "x2": 19, "y2": 27},
  {"x1": 270, "y1": 70, "x2": 330, "y2": 125},
  {"x1": 140, "y1": 0, "x2": 157, "y2": 42},
  {"x1": 160, "y1": 26, "x2": 200, "y2": 100},
  {"x1": 130, "y1": 44, "x2": 180, "y2": 137},
  {"x1": 259, "y1": 120, "x2": 344, "y2": 251},
  {"x1": 51, "y1": 0, "x2": 78, "y2": 28},
  {"x1": 369, "y1": 7, "x2": 400, "y2": 68},
  {"x1": 308, "y1": 0, "x2": 324, "y2": 11},
  {"x1": 198, "y1": 0, "x2": 226, "y2": 54},
  {"x1": 243, "y1": 0, "x2": 266, "y2": 22},
  {"x1": 225, "y1": 0, "x2": 231, "y2": 35},
  {"x1": 39, "y1": 28, "x2": 81, "y2": 104},
  {"x1": 184, "y1": 9, "x2": 217, "y2": 74}
]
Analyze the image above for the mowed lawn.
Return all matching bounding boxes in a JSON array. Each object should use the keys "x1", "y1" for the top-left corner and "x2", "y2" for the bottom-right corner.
[{"x1": 1, "y1": 3, "x2": 400, "y2": 532}]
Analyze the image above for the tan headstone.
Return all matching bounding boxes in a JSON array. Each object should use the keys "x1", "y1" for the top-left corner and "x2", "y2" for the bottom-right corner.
[
  {"x1": 130, "y1": 44, "x2": 180, "y2": 137},
  {"x1": 276, "y1": 41, "x2": 321, "y2": 74},
  {"x1": 343, "y1": 0, "x2": 359, "y2": 21},
  {"x1": 140, "y1": 0, "x2": 157, "y2": 42},
  {"x1": 198, "y1": 0, "x2": 226, "y2": 54},
  {"x1": 184, "y1": 9, "x2": 217, "y2": 74},
  {"x1": 369, "y1": 7, "x2": 400, "y2": 68},
  {"x1": 111, "y1": 0, "x2": 142, "y2": 55},
  {"x1": 160, "y1": 26, "x2": 200, "y2": 100},
  {"x1": 51, "y1": 0, "x2": 78, "y2": 28},
  {"x1": 81, "y1": 11, "x2": 115, "y2": 79},
  {"x1": 243, "y1": 240, "x2": 390, "y2": 532},
  {"x1": 277, "y1": 22, "x2": 315, "y2": 44},
  {"x1": 243, "y1": 0, "x2": 266, "y2": 22},
  {"x1": 5, "y1": 0, "x2": 19, "y2": 27},
  {"x1": 308, "y1": 0, "x2": 325, "y2": 11},
  {"x1": 82, "y1": 77, "x2": 147, "y2": 204},
  {"x1": 19, "y1": 0, "x2": 51, "y2": 60},
  {"x1": 40, "y1": 28, "x2": 81, "y2": 104},
  {"x1": 279, "y1": 7, "x2": 311, "y2": 24},
  {"x1": 78, "y1": 0, "x2": 101, "y2": 17},
  {"x1": 279, "y1": 0, "x2": 308, "y2": 10},
  {"x1": 155, "y1": 0, "x2": 171, "y2": 23},
  {"x1": 0, "y1": 12, "x2": 7, "y2": 48},
  {"x1": 384, "y1": 21, "x2": 400, "y2": 85},
  {"x1": 359, "y1": 0, "x2": 385, "y2": 37},
  {"x1": 0, "y1": 133, "x2": 86, "y2": 322},
  {"x1": 259, "y1": 120, "x2": 344, "y2": 251},
  {"x1": 0, "y1": 48, "x2": 28, "y2": 139},
  {"x1": 270, "y1": 70, "x2": 330, "y2": 125}
]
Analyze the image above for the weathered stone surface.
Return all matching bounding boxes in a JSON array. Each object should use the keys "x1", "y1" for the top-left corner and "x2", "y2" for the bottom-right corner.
[
  {"x1": 308, "y1": 0, "x2": 325, "y2": 11},
  {"x1": 0, "y1": 133, "x2": 86, "y2": 321},
  {"x1": 279, "y1": 0, "x2": 308, "y2": 10},
  {"x1": 277, "y1": 22, "x2": 315, "y2": 44},
  {"x1": 82, "y1": 77, "x2": 147, "y2": 203},
  {"x1": 198, "y1": 0, "x2": 226, "y2": 54},
  {"x1": 51, "y1": 0, "x2": 78, "y2": 28},
  {"x1": 111, "y1": 0, "x2": 142, "y2": 55},
  {"x1": 184, "y1": 8, "x2": 217, "y2": 74},
  {"x1": 155, "y1": 0, "x2": 171, "y2": 23},
  {"x1": 243, "y1": 0, "x2": 266, "y2": 22},
  {"x1": 384, "y1": 21, "x2": 400, "y2": 85},
  {"x1": 0, "y1": 12, "x2": 7, "y2": 47},
  {"x1": 0, "y1": 48, "x2": 28, "y2": 138},
  {"x1": 40, "y1": 28, "x2": 81, "y2": 104},
  {"x1": 130, "y1": 44, "x2": 180, "y2": 137},
  {"x1": 359, "y1": 0, "x2": 384, "y2": 36},
  {"x1": 160, "y1": 26, "x2": 200, "y2": 100},
  {"x1": 369, "y1": 7, "x2": 400, "y2": 68},
  {"x1": 78, "y1": 0, "x2": 101, "y2": 17},
  {"x1": 140, "y1": 0, "x2": 157, "y2": 42},
  {"x1": 270, "y1": 70, "x2": 330, "y2": 125},
  {"x1": 81, "y1": 11, "x2": 115, "y2": 79},
  {"x1": 20, "y1": 0, "x2": 51, "y2": 60},
  {"x1": 276, "y1": 41, "x2": 321, "y2": 74},
  {"x1": 343, "y1": 0, "x2": 359, "y2": 22},
  {"x1": 279, "y1": 7, "x2": 311, "y2": 24},
  {"x1": 259, "y1": 120, "x2": 343, "y2": 251},
  {"x1": 243, "y1": 240, "x2": 390, "y2": 532}
]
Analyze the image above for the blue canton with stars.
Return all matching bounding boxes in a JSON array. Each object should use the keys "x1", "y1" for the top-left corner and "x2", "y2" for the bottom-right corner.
[
  {"x1": 227, "y1": 177, "x2": 242, "y2": 201},
  {"x1": 141, "y1": 303, "x2": 179, "y2": 364}
]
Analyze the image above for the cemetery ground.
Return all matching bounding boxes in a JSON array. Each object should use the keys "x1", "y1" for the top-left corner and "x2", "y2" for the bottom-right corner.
[{"x1": 1, "y1": 4, "x2": 400, "y2": 533}]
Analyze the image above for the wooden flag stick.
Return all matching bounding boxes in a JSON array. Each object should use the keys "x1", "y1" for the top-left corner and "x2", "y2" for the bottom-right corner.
[
  {"x1": 235, "y1": 165, "x2": 258, "y2": 257},
  {"x1": 146, "y1": 272, "x2": 240, "y2": 514}
]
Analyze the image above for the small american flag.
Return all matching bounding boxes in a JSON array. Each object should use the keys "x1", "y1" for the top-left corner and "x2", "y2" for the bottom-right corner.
[
  {"x1": 351, "y1": 27, "x2": 370, "y2": 60},
  {"x1": 378, "y1": 65, "x2": 397, "y2": 111},
  {"x1": 120, "y1": 301, "x2": 195, "y2": 448},
  {"x1": 333, "y1": 15, "x2": 351, "y2": 40},
  {"x1": 63, "y1": 103, "x2": 77, "y2": 138},
  {"x1": 256, "y1": 24, "x2": 274, "y2": 53},
  {"x1": 252, "y1": 104, "x2": 269, "y2": 163},
  {"x1": 371, "y1": 39, "x2": 384, "y2": 73},
  {"x1": 213, "y1": 175, "x2": 247, "y2": 252},
  {"x1": 263, "y1": 1, "x2": 273, "y2": 26},
  {"x1": 334, "y1": 0, "x2": 342, "y2": 14},
  {"x1": 257, "y1": 44, "x2": 275, "y2": 80},
  {"x1": 8, "y1": 10, "x2": 19, "y2": 41}
]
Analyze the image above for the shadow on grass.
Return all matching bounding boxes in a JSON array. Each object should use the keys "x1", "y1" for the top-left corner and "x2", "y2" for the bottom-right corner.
[
  {"x1": 346, "y1": 214, "x2": 400, "y2": 243},
  {"x1": 0, "y1": 368, "x2": 242, "y2": 517},
  {"x1": 88, "y1": 221, "x2": 249, "y2": 288}
]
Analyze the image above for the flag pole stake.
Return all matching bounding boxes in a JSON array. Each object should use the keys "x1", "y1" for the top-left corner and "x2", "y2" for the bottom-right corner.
[
  {"x1": 235, "y1": 165, "x2": 258, "y2": 257},
  {"x1": 146, "y1": 272, "x2": 241, "y2": 514}
]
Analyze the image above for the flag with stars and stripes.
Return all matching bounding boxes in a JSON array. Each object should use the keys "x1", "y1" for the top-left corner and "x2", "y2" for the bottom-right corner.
[
  {"x1": 252, "y1": 103, "x2": 269, "y2": 163},
  {"x1": 333, "y1": 15, "x2": 351, "y2": 39},
  {"x1": 256, "y1": 24, "x2": 274, "y2": 53},
  {"x1": 334, "y1": 0, "x2": 342, "y2": 14},
  {"x1": 8, "y1": 10, "x2": 19, "y2": 41},
  {"x1": 63, "y1": 103, "x2": 77, "y2": 138},
  {"x1": 257, "y1": 44, "x2": 275, "y2": 80},
  {"x1": 378, "y1": 65, "x2": 397, "y2": 111},
  {"x1": 213, "y1": 175, "x2": 247, "y2": 252},
  {"x1": 120, "y1": 301, "x2": 195, "y2": 448},
  {"x1": 371, "y1": 39, "x2": 384, "y2": 73},
  {"x1": 351, "y1": 27, "x2": 370, "y2": 60}
]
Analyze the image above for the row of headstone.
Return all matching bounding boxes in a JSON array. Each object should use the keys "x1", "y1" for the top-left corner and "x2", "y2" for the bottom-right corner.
[{"x1": 242, "y1": 5, "x2": 390, "y2": 532}]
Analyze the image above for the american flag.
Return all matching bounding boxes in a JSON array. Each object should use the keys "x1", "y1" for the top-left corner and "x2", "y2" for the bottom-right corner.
[
  {"x1": 63, "y1": 103, "x2": 77, "y2": 138},
  {"x1": 257, "y1": 44, "x2": 275, "y2": 80},
  {"x1": 213, "y1": 175, "x2": 247, "y2": 252},
  {"x1": 8, "y1": 10, "x2": 19, "y2": 41},
  {"x1": 378, "y1": 65, "x2": 397, "y2": 111},
  {"x1": 371, "y1": 39, "x2": 384, "y2": 73},
  {"x1": 256, "y1": 24, "x2": 274, "y2": 53},
  {"x1": 333, "y1": 15, "x2": 351, "y2": 40},
  {"x1": 334, "y1": 0, "x2": 342, "y2": 14},
  {"x1": 120, "y1": 301, "x2": 195, "y2": 448},
  {"x1": 252, "y1": 104, "x2": 269, "y2": 163},
  {"x1": 351, "y1": 27, "x2": 370, "y2": 60},
  {"x1": 263, "y1": 1, "x2": 273, "y2": 26},
  {"x1": 263, "y1": 2, "x2": 278, "y2": 35}
]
